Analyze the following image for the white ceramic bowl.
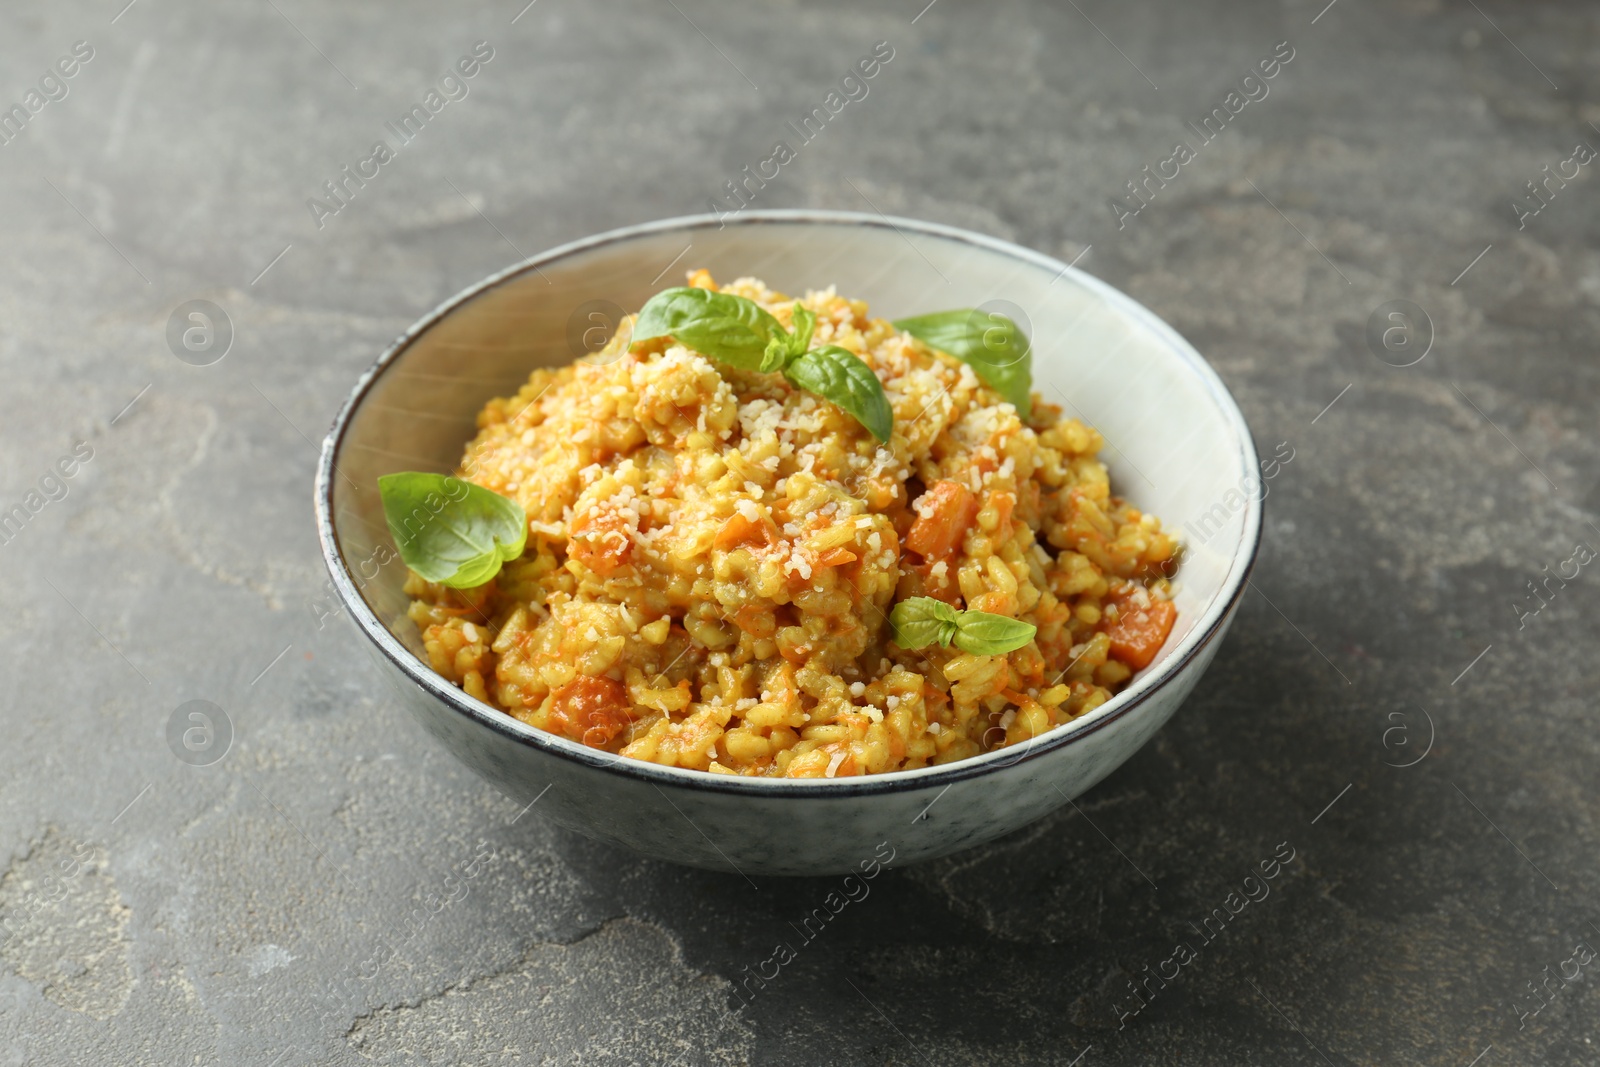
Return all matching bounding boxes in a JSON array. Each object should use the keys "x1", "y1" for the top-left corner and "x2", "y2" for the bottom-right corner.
[{"x1": 315, "y1": 211, "x2": 1261, "y2": 876}]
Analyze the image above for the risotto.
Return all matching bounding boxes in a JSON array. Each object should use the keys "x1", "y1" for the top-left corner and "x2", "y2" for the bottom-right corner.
[{"x1": 400, "y1": 271, "x2": 1180, "y2": 778}]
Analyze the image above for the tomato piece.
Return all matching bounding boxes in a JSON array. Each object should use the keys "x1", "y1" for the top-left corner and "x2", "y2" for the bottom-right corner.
[
  {"x1": 906, "y1": 480, "x2": 978, "y2": 561},
  {"x1": 1104, "y1": 595, "x2": 1177, "y2": 671},
  {"x1": 548, "y1": 676, "x2": 634, "y2": 747},
  {"x1": 568, "y1": 511, "x2": 633, "y2": 576}
]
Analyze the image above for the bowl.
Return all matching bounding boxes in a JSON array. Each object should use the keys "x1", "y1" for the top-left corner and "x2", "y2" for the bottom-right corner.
[{"x1": 315, "y1": 210, "x2": 1261, "y2": 877}]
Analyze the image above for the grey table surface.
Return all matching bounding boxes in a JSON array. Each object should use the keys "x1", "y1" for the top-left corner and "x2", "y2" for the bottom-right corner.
[{"x1": 2, "y1": 0, "x2": 1597, "y2": 1063}]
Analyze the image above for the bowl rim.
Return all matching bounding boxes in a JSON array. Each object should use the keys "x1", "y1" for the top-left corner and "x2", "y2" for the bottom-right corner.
[{"x1": 315, "y1": 208, "x2": 1262, "y2": 796}]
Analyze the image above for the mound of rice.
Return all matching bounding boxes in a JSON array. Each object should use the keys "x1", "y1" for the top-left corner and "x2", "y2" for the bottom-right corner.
[{"x1": 403, "y1": 270, "x2": 1180, "y2": 778}]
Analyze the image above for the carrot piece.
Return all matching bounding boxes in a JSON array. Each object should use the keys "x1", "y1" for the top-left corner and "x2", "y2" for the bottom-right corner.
[
  {"x1": 1104, "y1": 595, "x2": 1177, "y2": 671},
  {"x1": 816, "y1": 547, "x2": 858, "y2": 568},
  {"x1": 548, "y1": 676, "x2": 634, "y2": 747},
  {"x1": 906, "y1": 480, "x2": 978, "y2": 560},
  {"x1": 568, "y1": 511, "x2": 633, "y2": 577},
  {"x1": 714, "y1": 511, "x2": 774, "y2": 550}
]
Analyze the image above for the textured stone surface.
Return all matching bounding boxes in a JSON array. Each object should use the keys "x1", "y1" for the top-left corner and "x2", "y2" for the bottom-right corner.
[{"x1": 1, "y1": 0, "x2": 1597, "y2": 1063}]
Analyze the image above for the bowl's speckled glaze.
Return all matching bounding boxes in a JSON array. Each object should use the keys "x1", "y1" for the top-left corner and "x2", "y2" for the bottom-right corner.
[{"x1": 315, "y1": 211, "x2": 1261, "y2": 876}]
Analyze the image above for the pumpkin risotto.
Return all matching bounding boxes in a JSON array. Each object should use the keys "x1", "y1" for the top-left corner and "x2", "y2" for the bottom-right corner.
[{"x1": 401, "y1": 271, "x2": 1180, "y2": 778}]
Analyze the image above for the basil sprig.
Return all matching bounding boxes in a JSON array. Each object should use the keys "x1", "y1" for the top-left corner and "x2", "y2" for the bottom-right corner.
[
  {"x1": 378, "y1": 472, "x2": 527, "y2": 589},
  {"x1": 889, "y1": 596, "x2": 1037, "y2": 656},
  {"x1": 892, "y1": 309, "x2": 1033, "y2": 417},
  {"x1": 631, "y1": 287, "x2": 892, "y2": 442}
]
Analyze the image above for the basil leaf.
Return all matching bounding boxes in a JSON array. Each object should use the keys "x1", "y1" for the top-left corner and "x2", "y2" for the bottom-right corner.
[
  {"x1": 378, "y1": 472, "x2": 527, "y2": 589},
  {"x1": 783, "y1": 345, "x2": 893, "y2": 442},
  {"x1": 789, "y1": 303, "x2": 816, "y2": 357},
  {"x1": 892, "y1": 309, "x2": 1033, "y2": 417},
  {"x1": 630, "y1": 287, "x2": 787, "y2": 372},
  {"x1": 890, "y1": 597, "x2": 961, "y2": 650},
  {"x1": 951, "y1": 611, "x2": 1037, "y2": 656},
  {"x1": 890, "y1": 598, "x2": 1036, "y2": 655}
]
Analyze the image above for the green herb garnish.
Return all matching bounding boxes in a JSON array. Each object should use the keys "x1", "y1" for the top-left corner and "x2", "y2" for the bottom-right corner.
[
  {"x1": 378, "y1": 472, "x2": 527, "y2": 589},
  {"x1": 782, "y1": 345, "x2": 893, "y2": 444},
  {"x1": 889, "y1": 596, "x2": 1037, "y2": 656},
  {"x1": 631, "y1": 287, "x2": 789, "y2": 372},
  {"x1": 891, "y1": 309, "x2": 1033, "y2": 417},
  {"x1": 631, "y1": 287, "x2": 892, "y2": 442}
]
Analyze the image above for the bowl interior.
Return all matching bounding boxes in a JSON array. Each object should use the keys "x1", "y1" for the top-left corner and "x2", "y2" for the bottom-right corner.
[{"x1": 324, "y1": 212, "x2": 1258, "y2": 751}]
